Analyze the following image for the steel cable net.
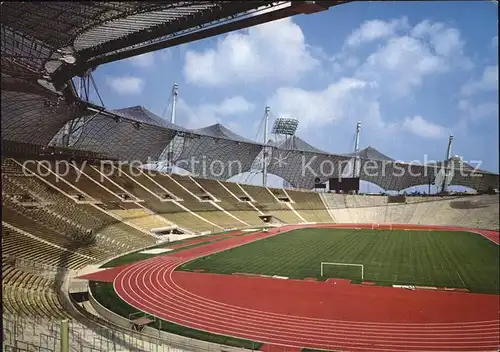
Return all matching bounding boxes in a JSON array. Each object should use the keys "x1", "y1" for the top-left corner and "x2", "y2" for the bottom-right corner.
[
  {"x1": 434, "y1": 158, "x2": 499, "y2": 191},
  {"x1": 74, "y1": 3, "x2": 218, "y2": 51},
  {"x1": 358, "y1": 159, "x2": 498, "y2": 192},
  {"x1": 1, "y1": 1, "x2": 279, "y2": 82},
  {"x1": 173, "y1": 135, "x2": 263, "y2": 180},
  {"x1": 2, "y1": 0, "x2": 498, "y2": 191},
  {"x1": 357, "y1": 159, "x2": 433, "y2": 191},
  {"x1": 267, "y1": 148, "x2": 351, "y2": 189},
  {"x1": 1, "y1": 90, "x2": 79, "y2": 146},
  {"x1": 1, "y1": 26, "x2": 53, "y2": 79},
  {"x1": 62, "y1": 106, "x2": 182, "y2": 162},
  {"x1": 70, "y1": 117, "x2": 177, "y2": 162},
  {"x1": 2, "y1": 90, "x2": 497, "y2": 190},
  {"x1": 1, "y1": 3, "x2": 212, "y2": 50}
]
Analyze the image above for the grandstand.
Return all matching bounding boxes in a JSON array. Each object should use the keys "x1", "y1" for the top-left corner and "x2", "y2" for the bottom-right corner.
[
  {"x1": 2, "y1": 153, "x2": 499, "y2": 350},
  {"x1": 1, "y1": 2, "x2": 499, "y2": 352}
]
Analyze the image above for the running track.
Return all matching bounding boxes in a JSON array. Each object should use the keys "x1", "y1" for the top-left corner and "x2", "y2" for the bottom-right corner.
[{"x1": 101, "y1": 224, "x2": 499, "y2": 351}]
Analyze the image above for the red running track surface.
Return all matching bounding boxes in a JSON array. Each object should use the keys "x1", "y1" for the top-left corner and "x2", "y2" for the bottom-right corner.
[
  {"x1": 108, "y1": 225, "x2": 499, "y2": 351},
  {"x1": 79, "y1": 264, "x2": 131, "y2": 282}
]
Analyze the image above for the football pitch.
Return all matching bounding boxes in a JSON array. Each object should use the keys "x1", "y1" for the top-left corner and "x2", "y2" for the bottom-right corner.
[{"x1": 178, "y1": 228, "x2": 499, "y2": 294}]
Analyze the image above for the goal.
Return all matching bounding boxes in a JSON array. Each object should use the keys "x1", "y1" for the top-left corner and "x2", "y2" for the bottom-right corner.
[{"x1": 320, "y1": 262, "x2": 364, "y2": 281}]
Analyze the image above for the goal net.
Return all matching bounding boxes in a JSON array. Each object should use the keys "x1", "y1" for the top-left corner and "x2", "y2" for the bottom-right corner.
[{"x1": 320, "y1": 262, "x2": 364, "y2": 281}]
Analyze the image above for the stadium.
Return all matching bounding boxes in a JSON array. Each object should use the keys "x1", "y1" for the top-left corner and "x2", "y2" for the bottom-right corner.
[{"x1": 1, "y1": 2, "x2": 499, "y2": 352}]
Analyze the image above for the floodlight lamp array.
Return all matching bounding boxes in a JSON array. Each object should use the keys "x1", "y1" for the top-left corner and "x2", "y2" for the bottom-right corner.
[{"x1": 271, "y1": 117, "x2": 299, "y2": 136}]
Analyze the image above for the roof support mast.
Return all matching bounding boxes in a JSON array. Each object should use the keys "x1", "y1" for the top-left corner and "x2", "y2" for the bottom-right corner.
[
  {"x1": 353, "y1": 121, "x2": 361, "y2": 178},
  {"x1": 263, "y1": 106, "x2": 270, "y2": 187},
  {"x1": 170, "y1": 83, "x2": 179, "y2": 125},
  {"x1": 166, "y1": 83, "x2": 179, "y2": 173},
  {"x1": 442, "y1": 134, "x2": 453, "y2": 193},
  {"x1": 446, "y1": 134, "x2": 453, "y2": 160}
]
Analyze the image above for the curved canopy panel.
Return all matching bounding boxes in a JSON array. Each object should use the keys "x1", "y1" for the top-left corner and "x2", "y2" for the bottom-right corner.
[
  {"x1": 191, "y1": 123, "x2": 255, "y2": 144},
  {"x1": 359, "y1": 160, "x2": 433, "y2": 191},
  {"x1": 267, "y1": 148, "x2": 351, "y2": 189},
  {"x1": 437, "y1": 156, "x2": 496, "y2": 176},
  {"x1": 276, "y1": 135, "x2": 327, "y2": 153},
  {"x1": 343, "y1": 146, "x2": 394, "y2": 161},
  {"x1": 359, "y1": 158, "x2": 499, "y2": 192},
  {"x1": 1, "y1": 89, "x2": 81, "y2": 146},
  {"x1": 448, "y1": 173, "x2": 499, "y2": 191},
  {"x1": 173, "y1": 124, "x2": 263, "y2": 180},
  {"x1": 265, "y1": 147, "x2": 498, "y2": 191},
  {"x1": 112, "y1": 105, "x2": 186, "y2": 131},
  {"x1": 425, "y1": 156, "x2": 498, "y2": 191},
  {"x1": 1, "y1": 26, "x2": 53, "y2": 82},
  {"x1": 68, "y1": 106, "x2": 179, "y2": 162}
]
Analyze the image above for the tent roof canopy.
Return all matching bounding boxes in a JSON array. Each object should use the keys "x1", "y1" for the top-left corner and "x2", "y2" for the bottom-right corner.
[
  {"x1": 191, "y1": 123, "x2": 257, "y2": 145},
  {"x1": 274, "y1": 135, "x2": 327, "y2": 154},
  {"x1": 111, "y1": 106, "x2": 186, "y2": 131},
  {"x1": 342, "y1": 146, "x2": 394, "y2": 161}
]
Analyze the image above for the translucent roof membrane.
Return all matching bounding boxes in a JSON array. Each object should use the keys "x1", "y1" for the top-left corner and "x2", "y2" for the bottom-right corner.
[
  {"x1": 1, "y1": 90, "x2": 78, "y2": 146},
  {"x1": 71, "y1": 116, "x2": 177, "y2": 162},
  {"x1": 174, "y1": 135, "x2": 263, "y2": 180},
  {"x1": 267, "y1": 148, "x2": 351, "y2": 189},
  {"x1": 1, "y1": 1, "x2": 497, "y2": 191}
]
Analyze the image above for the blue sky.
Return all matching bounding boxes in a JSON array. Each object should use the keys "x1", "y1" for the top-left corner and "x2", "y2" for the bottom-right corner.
[{"x1": 91, "y1": 1, "x2": 499, "y2": 185}]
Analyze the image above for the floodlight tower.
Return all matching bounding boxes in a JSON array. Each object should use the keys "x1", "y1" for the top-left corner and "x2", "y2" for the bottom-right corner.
[
  {"x1": 271, "y1": 117, "x2": 299, "y2": 188},
  {"x1": 441, "y1": 134, "x2": 454, "y2": 193},
  {"x1": 353, "y1": 121, "x2": 361, "y2": 178},
  {"x1": 271, "y1": 117, "x2": 299, "y2": 149}
]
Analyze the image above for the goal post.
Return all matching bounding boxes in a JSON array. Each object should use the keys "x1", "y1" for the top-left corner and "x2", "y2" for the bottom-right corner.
[{"x1": 320, "y1": 262, "x2": 364, "y2": 281}]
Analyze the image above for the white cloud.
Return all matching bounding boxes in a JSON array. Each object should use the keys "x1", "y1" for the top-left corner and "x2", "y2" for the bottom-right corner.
[
  {"x1": 128, "y1": 52, "x2": 155, "y2": 68},
  {"x1": 183, "y1": 18, "x2": 319, "y2": 86},
  {"x1": 460, "y1": 65, "x2": 498, "y2": 96},
  {"x1": 330, "y1": 52, "x2": 360, "y2": 73},
  {"x1": 356, "y1": 36, "x2": 445, "y2": 96},
  {"x1": 268, "y1": 78, "x2": 390, "y2": 131},
  {"x1": 459, "y1": 99, "x2": 498, "y2": 121},
  {"x1": 268, "y1": 75, "x2": 452, "y2": 143},
  {"x1": 410, "y1": 20, "x2": 468, "y2": 60},
  {"x1": 177, "y1": 96, "x2": 255, "y2": 128},
  {"x1": 106, "y1": 76, "x2": 144, "y2": 95},
  {"x1": 214, "y1": 96, "x2": 255, "y2": 115},
  {"x1": 402, "y1": 116, "x2": 445, "y2": 138},
  {"x1": 354, "y1": 19, "x2": 471, "y2": 97},
  {"x1": 262, "y1": 17, "x2": 478, "y2": 151},
  {"x1": 345, "y1": 17, "x2": 409, "y2": 47}
]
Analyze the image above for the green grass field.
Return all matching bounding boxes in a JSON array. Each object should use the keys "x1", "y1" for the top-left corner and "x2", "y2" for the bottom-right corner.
[{"x1": 178, "y1": 228, "x2": 499, "y2": 294}]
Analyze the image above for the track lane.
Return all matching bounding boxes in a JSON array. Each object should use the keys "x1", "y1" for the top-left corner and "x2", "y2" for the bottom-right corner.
[{"x1": 113, "y1": 224, "x2": 500, "y2": 351}]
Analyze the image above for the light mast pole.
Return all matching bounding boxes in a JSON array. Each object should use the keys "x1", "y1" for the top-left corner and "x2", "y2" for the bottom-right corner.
[
  {"x1": 170, "y1": 83, "x2": 178, "y2": 125},
  {"x1": 167, "y1": 83, "x2": 178, "y2": 173},
  {"x1": 441, "y1": 134, "x2": 453, "y2": 193},
  {"x1": 263, "y1": 106, "x2": 270, "y2": 187},
  {"x1": 353, "y1": 121, "x2": 361, "y2": 178}
]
